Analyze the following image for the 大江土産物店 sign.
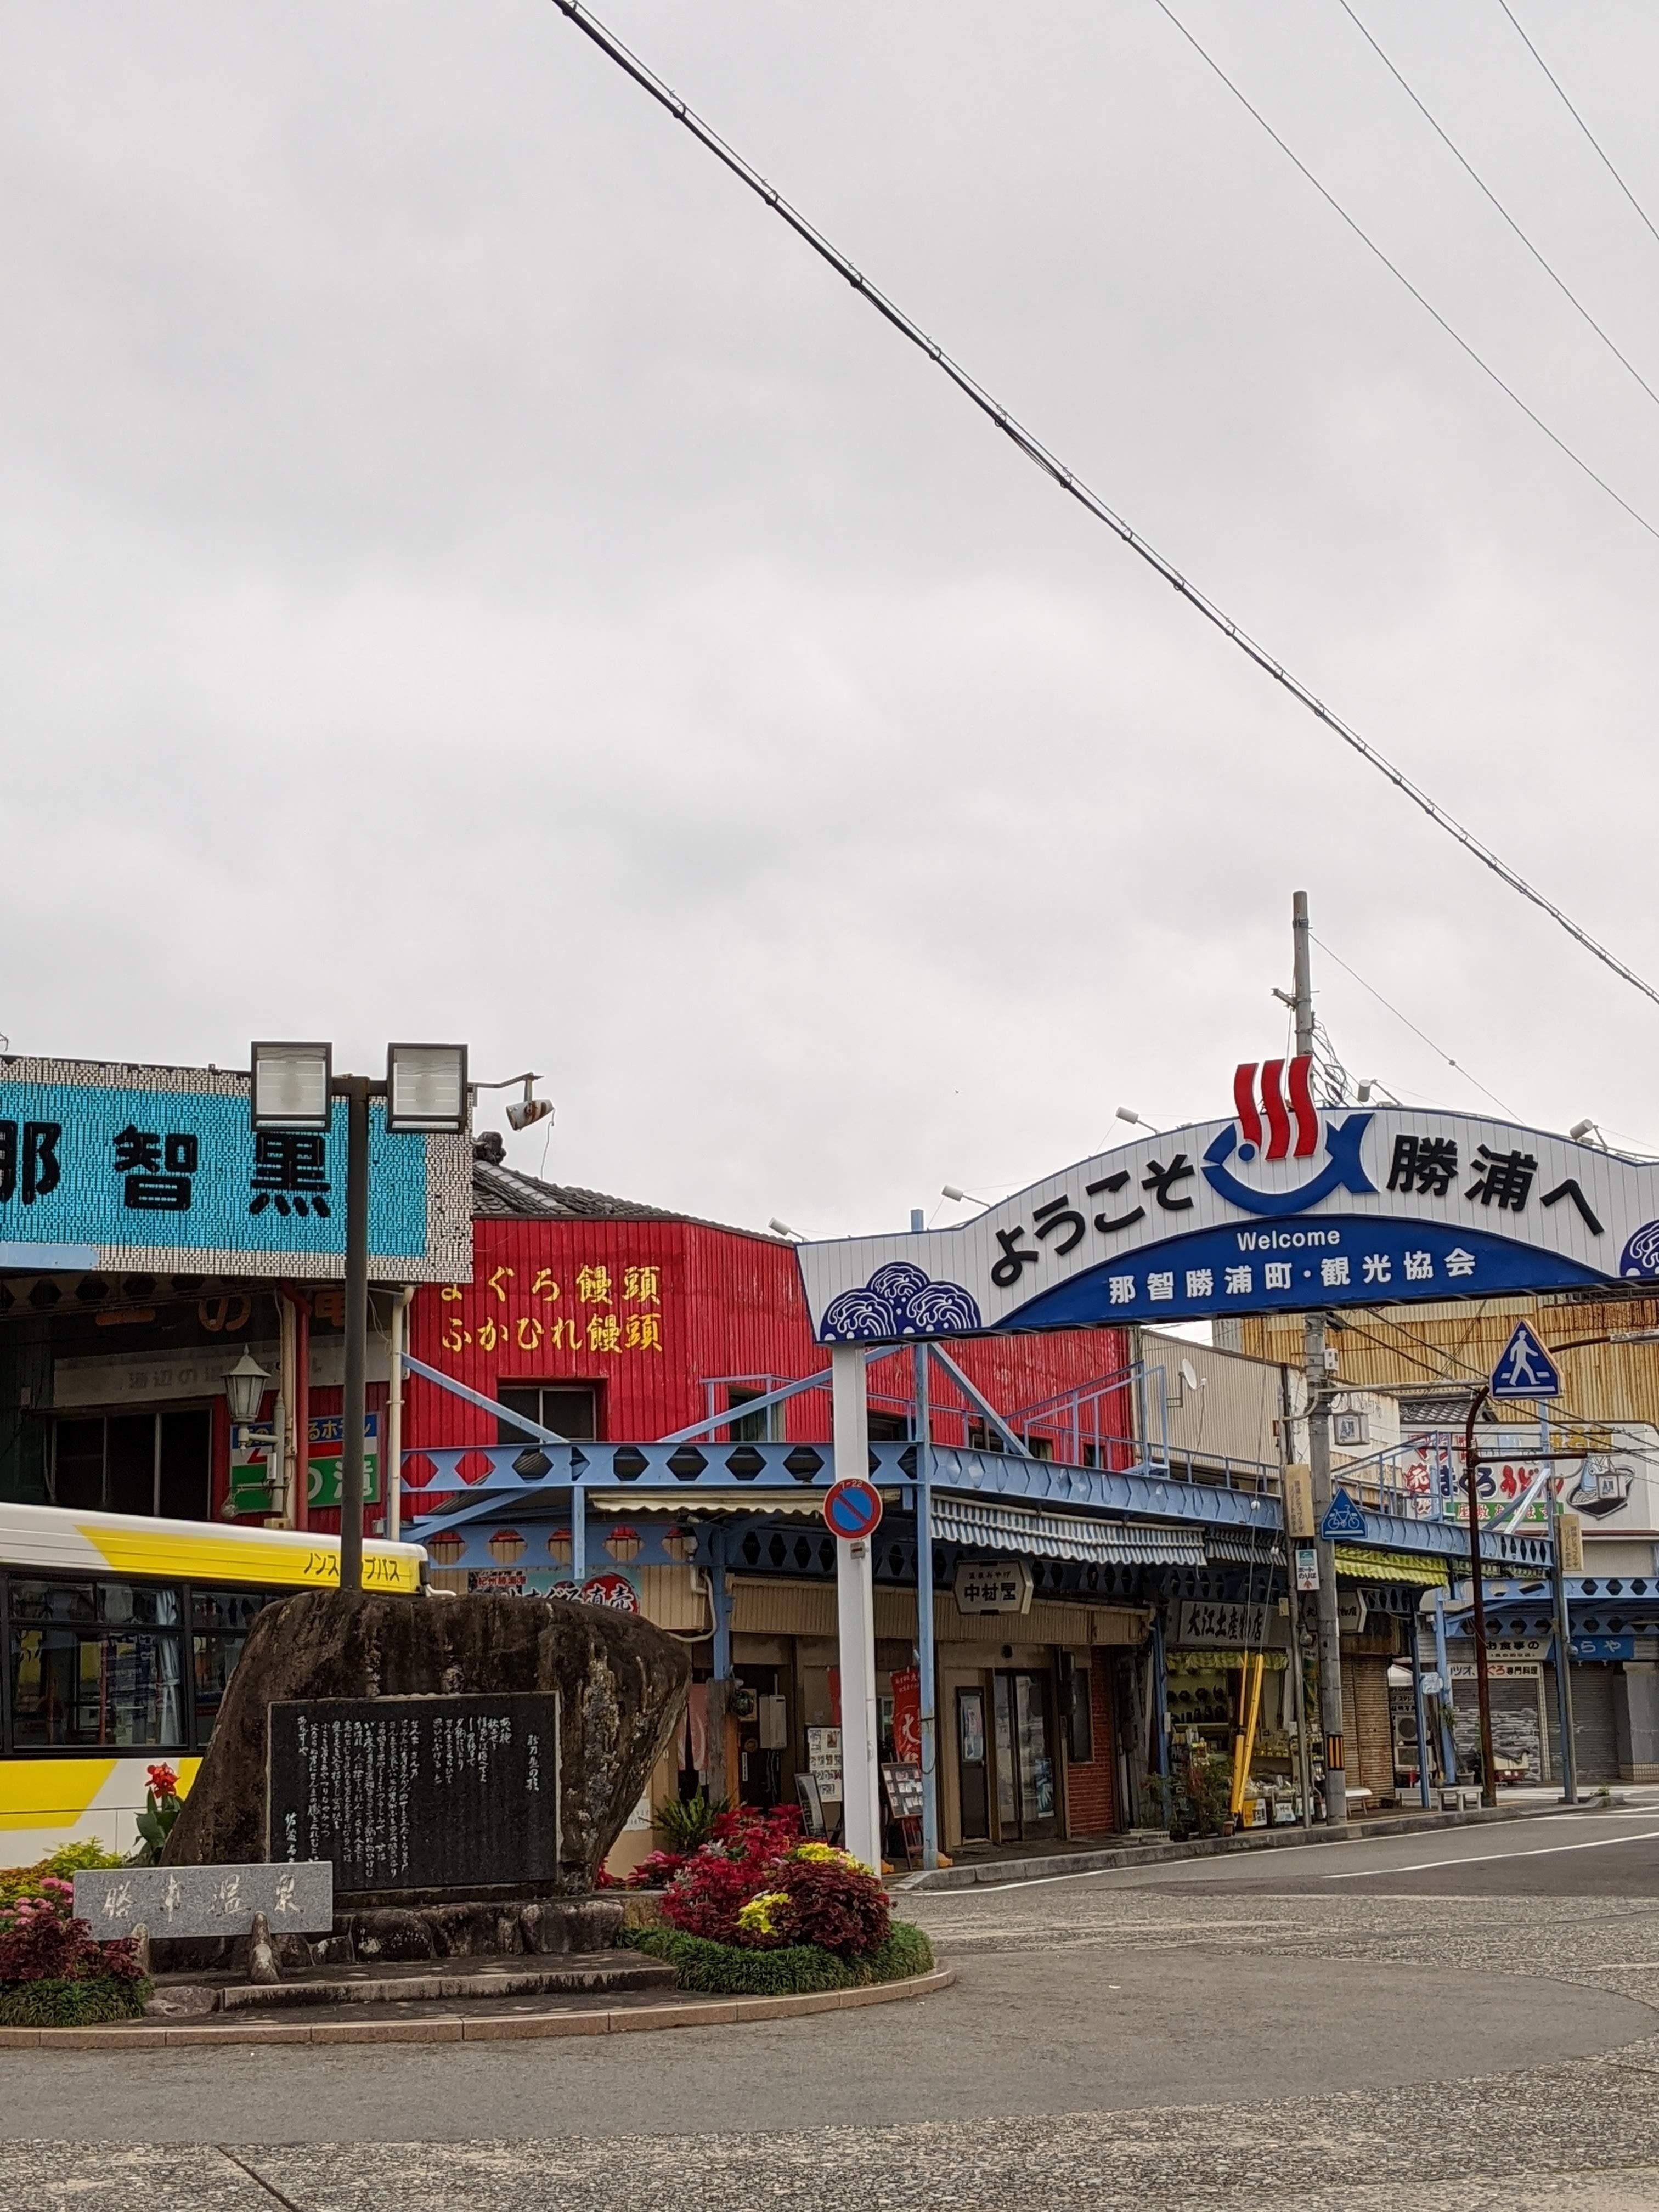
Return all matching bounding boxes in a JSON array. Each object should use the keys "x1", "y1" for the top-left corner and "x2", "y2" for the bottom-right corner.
[
  {"x1": 796, "y1": 1054, "x2": 1659, "y2": 1342},
  {"x1": 0, "y1": 1058, "x2": 470, "y2": 1280}
]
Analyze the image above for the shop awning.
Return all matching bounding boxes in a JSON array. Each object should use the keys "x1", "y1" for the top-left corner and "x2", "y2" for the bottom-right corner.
[
  {"x1": 586, "y1": 1492, "x2": 826, "y2": 1518},
  {"x1": 1204, "y1": 1532, "x2": 1284, "y2": 1565},
  {"x1": 927, "y1": 1496, "x2": 1207, "y2": 1567},
  {"x1": 1336, "y1": 1545, "x2": 1449, "y2": 1588}
]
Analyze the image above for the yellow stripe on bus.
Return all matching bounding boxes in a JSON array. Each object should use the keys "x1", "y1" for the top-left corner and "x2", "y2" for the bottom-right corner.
[
  {"x1": 0, "y1": 1755, "x2": 201, "y2": 1832},
  {"x1": 75, "y1": 1525, "x2": 420, "y2": 1593}
]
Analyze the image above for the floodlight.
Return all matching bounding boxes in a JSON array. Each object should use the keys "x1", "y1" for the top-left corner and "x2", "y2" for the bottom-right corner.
[
  {"x1": 385, "y1": 1043, "x2": 470, "y2": 1133},
  {"x1": 250, "y1": 1042, "x2": 332, "y2": 1130}
]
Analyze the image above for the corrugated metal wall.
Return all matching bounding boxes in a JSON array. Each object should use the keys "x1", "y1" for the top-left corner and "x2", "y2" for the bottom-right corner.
[
  {"x1": 1237, "y1": 1293, "x2": 1659, "y2": 1426},
  {"x1": 1138, "y1": 1328, "x2": 1286, "y2": 1466},
  {"x1": 405, "y1": 1214, "x2": 1137, "y2": 1453}
]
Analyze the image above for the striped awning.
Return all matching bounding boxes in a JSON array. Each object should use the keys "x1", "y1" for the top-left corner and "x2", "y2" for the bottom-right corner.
[
  {"x1": 1167, "y1": 1647, "x2": 1289, "y2": 1673},
  {"x1": 586, "y1": 1492, "x2": 826, "y2": 1518},
  {"x1": 927, "y1": 1496, "x2": 1207, "y2": 1568},
  {"x1": 1205, "y1": 1531, "x2": 1285, "y2": 1566},
  {"x1": 1335, "y1": 1544, "x2": 1448, "y2": 1588}
]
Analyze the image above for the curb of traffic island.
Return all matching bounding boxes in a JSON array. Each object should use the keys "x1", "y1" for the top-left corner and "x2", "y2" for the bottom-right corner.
[
  {"x1": 895, "y1": 1797, "x2": 1602, "y2": 1890},
  {"x1": 0, "y1": 1965, "x2": 956, "y2": 2051}
]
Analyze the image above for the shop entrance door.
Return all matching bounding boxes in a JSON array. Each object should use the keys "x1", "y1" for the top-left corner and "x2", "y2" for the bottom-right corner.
[
  {"x1": 992, "y1": 1671, "x2": 1058, "y2": 1841},
  {"x1": 956, "y1": 1688, "x2": 990, "y2": 1840}
]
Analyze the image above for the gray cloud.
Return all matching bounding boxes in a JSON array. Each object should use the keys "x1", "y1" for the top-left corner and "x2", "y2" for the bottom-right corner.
[{"x1": 4, "y1": 0, "x2": 1658, "y2": 1233}]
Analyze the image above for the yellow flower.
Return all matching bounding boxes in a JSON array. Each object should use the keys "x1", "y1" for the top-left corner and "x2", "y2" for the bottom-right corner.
[
  {"x1": 736, "y1": 1889, "x2": 790, "y2": 1939},
  {"x1": 789, "y1": 1842, "x2": 872, "y2": 1874}
]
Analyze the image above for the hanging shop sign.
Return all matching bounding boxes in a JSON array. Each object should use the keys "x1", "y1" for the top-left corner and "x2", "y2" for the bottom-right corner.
[
  {"x1": 1570, "y1": 1633, "x2": 1635, "y2": 1662},
  {"x1": 1294, "y1": 1545, "x2": 1321, "y2": 1593},
  {"x1": 0, "y1": 1058, "x2": 470, "y2": 1280},
  {"x1": 955, "y1": 1559, "x2": 1035, "y2": 1615},
  {"x1": 797, "y1": 1054, "x2": 1646, "y2": 1340},
  {"x1": 1175, "y1": 1599, "x2": 1271, "y2": 1649}
]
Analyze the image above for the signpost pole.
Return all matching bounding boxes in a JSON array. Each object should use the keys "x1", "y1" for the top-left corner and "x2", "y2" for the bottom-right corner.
[
  {"x1": 1409, "y1": 1623, "x2": 1432, "y2": 1809},
  {"x1": 338, "y1": 1075, "x2": 370, "y2": 1596},
  {"x1": 1549, "y1": 1463, "x2": 1580, "y2": 1805},
  {"x1": 831, "y1": 1346, "x2": 881, "y2": 1870},
  {"x1": 1463, "y1": 1386, "x2": 1499, "y2": 1808},
  {"x1": 913, "y1": 1338, "x2": 939, "y2": 1871}
]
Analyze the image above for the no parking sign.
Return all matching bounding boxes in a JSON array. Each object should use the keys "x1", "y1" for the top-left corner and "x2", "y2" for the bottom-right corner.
[{"x1": 823, "y1": 1477, "x2": 883, "y2": 1541}]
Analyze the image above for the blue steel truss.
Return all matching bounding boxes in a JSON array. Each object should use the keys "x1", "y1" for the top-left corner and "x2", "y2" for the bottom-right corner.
[{"x1": 403, "y1": 1437, "x2": 1551, "y2": 1570}]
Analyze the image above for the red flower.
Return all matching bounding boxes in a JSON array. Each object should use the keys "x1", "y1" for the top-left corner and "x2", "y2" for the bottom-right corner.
[{"x1": 146, "y1": 1763, "x2": 179, "y2": 1800}]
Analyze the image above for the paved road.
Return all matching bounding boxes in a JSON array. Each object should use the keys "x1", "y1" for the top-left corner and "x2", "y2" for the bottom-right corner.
[
  {"x1": 7, "y1": 1805, "x2": 1659, "y2": 2212},
  {"x1": 943, "y1": 1805, "x2": 1659, "y2": 1900}
]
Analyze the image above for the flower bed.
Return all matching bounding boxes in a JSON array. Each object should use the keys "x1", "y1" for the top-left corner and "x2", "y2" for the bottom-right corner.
[
  {"x1": 0, "y1": 1871, "x2": 150, "y2": 2027},
  {"x1": 620, "y1": 1807, "x2": 933, "y2": 1995},
  {"x1": 630, "y1": 1921, "x2": 934, "y2": 1996}
]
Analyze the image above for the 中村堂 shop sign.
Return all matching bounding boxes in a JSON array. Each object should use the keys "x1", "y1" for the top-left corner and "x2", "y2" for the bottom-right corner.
[
  {"x1": 797, "y1": 1056, "x2": 1656, "y2": 1342},
  {"x1": 0, "y1": 1058, "x2": 469, "y2": 1281}
]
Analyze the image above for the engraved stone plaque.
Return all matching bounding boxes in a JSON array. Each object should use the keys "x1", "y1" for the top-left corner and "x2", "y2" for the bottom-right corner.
[
  {"x1": 74, "y1": 1861, "x2": 333, "y2": 1940},
  {"x1": 267, "y1": 1692, "x2": 558, "y2": 1892}
]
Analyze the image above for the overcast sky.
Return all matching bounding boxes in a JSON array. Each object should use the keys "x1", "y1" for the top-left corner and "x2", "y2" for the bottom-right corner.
[{"x1": 6, "y1": 1, "x2": 1659, "y2": 1237}]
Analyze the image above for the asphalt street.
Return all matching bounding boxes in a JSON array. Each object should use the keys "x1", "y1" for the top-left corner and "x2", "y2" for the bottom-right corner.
[{"x1": 6, "y1": 1803, "x2": 1659, "y2": 2212}]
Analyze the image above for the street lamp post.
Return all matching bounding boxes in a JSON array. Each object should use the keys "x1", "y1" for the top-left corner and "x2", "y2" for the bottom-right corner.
[{"x1": 251, "y1": 1040, "x2": 471, "y2": 1592}]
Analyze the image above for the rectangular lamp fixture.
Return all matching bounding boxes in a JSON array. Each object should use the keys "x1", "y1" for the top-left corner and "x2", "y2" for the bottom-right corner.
[
  {"x1": 249, "y1": 1041, "x2": 333, "y2": 1130},
  {"x1": 385, "y1": 1042, "x2": 470, "y2": 1133}
]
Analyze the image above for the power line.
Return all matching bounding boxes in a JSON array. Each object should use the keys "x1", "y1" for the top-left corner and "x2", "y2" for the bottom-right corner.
[
  {"x1": 545, "y1": 0, "x2": 1659, "y2": 1018},
  {"x1": 1149, "y1": 0, "x2": 1659, "y2": 545},
  {"x1": 1308, "y1": 932, "x2": 1520, "y2": 1117},
  {"x1": 1338, "y1": 0, "x2": 1659, "y2": 415},
  {"x1": 1496, "y1": 1, "x2": 1659, "y2": 256}
]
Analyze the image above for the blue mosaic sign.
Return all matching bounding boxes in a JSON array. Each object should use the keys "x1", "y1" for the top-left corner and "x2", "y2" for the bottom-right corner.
[{"x1": 0, "y1": 1059, "x2": 470, "y2": 1281}]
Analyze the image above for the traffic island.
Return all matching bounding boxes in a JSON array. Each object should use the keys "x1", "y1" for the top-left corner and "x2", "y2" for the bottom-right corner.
[{"x1": 0, "y1": 1958, "x2": 955, "y2": 2048}]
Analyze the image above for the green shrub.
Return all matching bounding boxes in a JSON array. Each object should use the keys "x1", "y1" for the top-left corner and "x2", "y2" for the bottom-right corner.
[
  {"x1": 864, "y1": 1922, "x2": 933, "y2": 1983},
  {"x1": 0, "y1": 1975, "x2": 151, "y2": 2028},
  {"x1": 0, "y1": 1842, "x2": 126, "y2": 1909},
  {"x1": 653, "y1": 1791, "x2": 728, "y2": 1854},
  {"x1": 630, "y1": 1920, "x2": 933, "y2": 1996}
]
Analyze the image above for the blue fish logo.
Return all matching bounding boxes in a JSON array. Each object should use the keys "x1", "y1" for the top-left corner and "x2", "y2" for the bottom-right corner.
[{"x1": 1203, "y1": 1112, "x2": 1376, "y2": 1217}]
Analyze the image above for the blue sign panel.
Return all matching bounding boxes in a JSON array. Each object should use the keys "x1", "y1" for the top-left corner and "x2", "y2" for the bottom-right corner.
[
  {"x1": 0, "y1": 1060, "x2": 470, "y2": 1281},
  {"x1": 1490, "y1": 1322, "x2": 1562, "y2": 1400},
  {"x1": 1570, "y1": 1633, "x2": 1636, "y2": 1663},
  {"x1": 1319, "y1": 1489, "x2": 1369, "y2": 1541},
  {"x1": 987, "y1": 1217, "x2": 1606, "y2": 1333}
]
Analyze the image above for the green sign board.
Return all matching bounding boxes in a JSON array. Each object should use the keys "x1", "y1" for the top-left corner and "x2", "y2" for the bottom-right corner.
[{"x1": 229, "y1": 1413, "x2": 379, "y2": 1517}]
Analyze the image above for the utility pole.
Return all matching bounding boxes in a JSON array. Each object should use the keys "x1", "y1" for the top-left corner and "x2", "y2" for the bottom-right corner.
[
  {"x1": 1463, "y1": 1386, "x2": 1499, "y2": 1807},
  {"x1": 1293, "y1": 891, "x2": 1347, "y2": 1824}
]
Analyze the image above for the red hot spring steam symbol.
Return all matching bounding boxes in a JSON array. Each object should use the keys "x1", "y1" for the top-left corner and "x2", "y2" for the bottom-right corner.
[
  {"x1": 1201, "y1": 1055, "x2": 1376, "y2": 1217},
  {"x1": 1232, "y1": 1056, "x2": 1319, "y2": 1161}
]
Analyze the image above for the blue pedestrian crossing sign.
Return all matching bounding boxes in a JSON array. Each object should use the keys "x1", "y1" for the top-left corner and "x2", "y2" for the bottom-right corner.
[
  {"x1": 1319, "y1": 1488, "x2": 1368, "y2": 1541},
  {"x1": 1490, "y1": 1322, "x2": 1561, "y2": 1400}
]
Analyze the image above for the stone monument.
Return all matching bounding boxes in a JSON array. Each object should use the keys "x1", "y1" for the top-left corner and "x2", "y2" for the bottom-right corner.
[{"x1": 165, "y1": 1588, "x2": 689, "y2": 1901}]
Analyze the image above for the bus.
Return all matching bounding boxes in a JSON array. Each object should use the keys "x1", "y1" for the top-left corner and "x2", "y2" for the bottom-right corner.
[{"x1": 0, "y1": 1500, "x2": 425, "y2": 1866}]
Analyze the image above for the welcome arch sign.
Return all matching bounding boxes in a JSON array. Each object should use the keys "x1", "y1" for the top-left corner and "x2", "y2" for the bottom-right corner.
[{"x1": 797, "y1": 1058, "x2": 1658, "y2": 1343}]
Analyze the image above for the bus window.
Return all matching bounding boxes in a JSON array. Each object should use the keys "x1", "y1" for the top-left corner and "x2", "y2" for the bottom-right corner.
[
  {"x1": 190, "y1": 1588, "x2": 284, "y2": 1745},
  {"x1": 8, "y1": 1580, "x2": 185, "y2": 1750}
]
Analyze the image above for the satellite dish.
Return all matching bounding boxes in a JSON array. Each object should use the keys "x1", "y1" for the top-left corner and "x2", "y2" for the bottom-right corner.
[{"x1": 1180, "y1": 1359, "x2": 1200, "y2": 1393}]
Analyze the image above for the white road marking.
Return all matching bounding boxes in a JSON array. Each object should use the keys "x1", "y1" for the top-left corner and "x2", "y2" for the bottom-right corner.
[{"x1": 1323, "y1": 1826, "x2": 1659, "y2": 1878}]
